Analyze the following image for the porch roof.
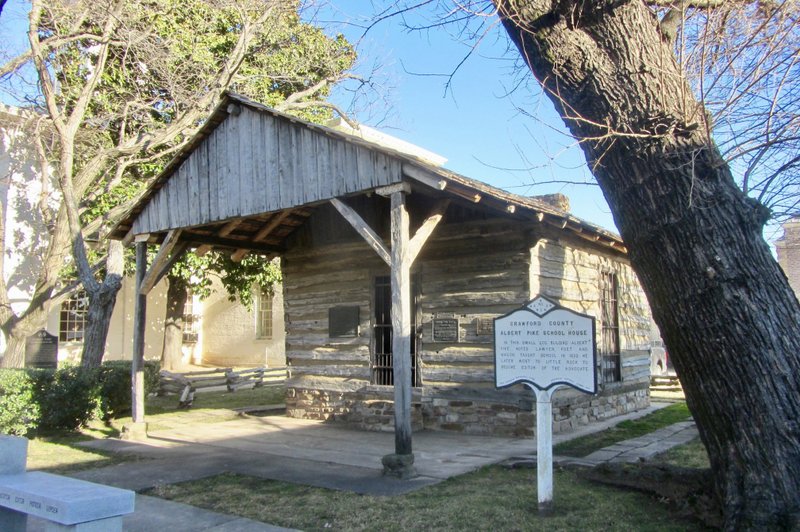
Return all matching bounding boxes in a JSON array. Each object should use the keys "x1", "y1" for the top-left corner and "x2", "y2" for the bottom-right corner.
[{"x1": 110, "y1": 92, "x2": 625, "y2": 255}]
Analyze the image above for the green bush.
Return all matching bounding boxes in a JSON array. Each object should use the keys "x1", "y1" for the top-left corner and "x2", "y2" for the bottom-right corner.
[
  {"x1": 33, "y1": 366, "x2": 99, "y2": 433},
  {"x1": 94, "y1": 360, "x2": 160, "y2": 419},
  {"x1": 0, "y1": 359, "x2": 161, "y2": 435},
  {"x1": 0, "y1": 370, "x2": 40, "y2": 436}
]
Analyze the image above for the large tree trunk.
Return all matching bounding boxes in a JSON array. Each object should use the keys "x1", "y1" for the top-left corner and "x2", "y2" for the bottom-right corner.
[
  {"x1": 161, "y1": 275, "x2": 188, "y2": 371},
  {"x1": 0, "y1": 331, "x2": 28, "y2": 368},
  {"x1": 80, "y1": 241, "x2": 124, "y2": 368},
  {"x1": 494, "y1": 1, "x2": 800, "y2": 528}
]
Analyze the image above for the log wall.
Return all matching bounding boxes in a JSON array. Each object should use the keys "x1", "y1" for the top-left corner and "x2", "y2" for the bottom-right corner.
[{"x1": 283, "y1": 205, "x2": 651, "y2": 436}]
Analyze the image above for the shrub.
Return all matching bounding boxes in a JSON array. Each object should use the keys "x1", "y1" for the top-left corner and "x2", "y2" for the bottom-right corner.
[
  {"x1": 32, "y1": 366, "x2": 100, "y2": 433},
  {"x1": 0, "y1": 359, "x2": 162, "y2": 435},
  {"x1": 0, "y1": 370, "x2": 40, "y2": 436}
]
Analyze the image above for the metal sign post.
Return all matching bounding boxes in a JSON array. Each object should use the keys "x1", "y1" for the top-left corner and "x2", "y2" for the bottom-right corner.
[{"x1": 494, "y1": 295, "x2": 597, "y2": 512}]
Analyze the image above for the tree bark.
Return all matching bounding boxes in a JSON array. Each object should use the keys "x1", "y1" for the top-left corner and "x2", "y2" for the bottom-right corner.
[
  {"x1": 494, "y1": 1, "x2": 800, "y2": 529},
  {"x1": 0, "y1": 331, "x2": 27, "y2": 368},
  {"x1": 161, "y1": 275, "x2": 188, "y2": 371},
  {"x1": 80, "y1": 240, "x2": 124, "y2": 368}
]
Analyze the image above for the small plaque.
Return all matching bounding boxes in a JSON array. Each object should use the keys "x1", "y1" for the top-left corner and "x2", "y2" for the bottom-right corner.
[
  {"x1": 476, "y1": 317, "x2": 494, "y2": 336},
  {"x1": 25, "y1": 330, "x2": 58, "y2": 369},
  {"x1": 329, "y1": 306, "x2": 359, "y2": 338},
  {"x1": 432, "y1": 317, "x2": 459, "y2": 343}
]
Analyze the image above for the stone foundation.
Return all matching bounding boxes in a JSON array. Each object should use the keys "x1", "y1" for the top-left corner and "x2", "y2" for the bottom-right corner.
[{"x1": 286, "y1": 384, "x2": 650, "y2": 437}]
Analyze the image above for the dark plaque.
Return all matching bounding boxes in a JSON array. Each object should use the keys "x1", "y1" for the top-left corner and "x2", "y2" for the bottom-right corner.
[
  {"x1": 329, "y1": 306, "x2": 360, "y2": 337},
  {"x1": 432, "y1": 317, "x2": 459, "y2": 343},
  {"x1": 476, "y1": 317, "x2": 494, "y2": 336},
  {"x1": 25, "y1": 330, "x2": 58, "y2": 369}
]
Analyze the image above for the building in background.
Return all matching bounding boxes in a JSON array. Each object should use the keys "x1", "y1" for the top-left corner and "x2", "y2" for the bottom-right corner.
[
  {"x1": 0, "y1": 104, "x2": 285, "y2": 368},
  {"x1": 776, "y1": 218, "x2": 800, "y2": 297}
]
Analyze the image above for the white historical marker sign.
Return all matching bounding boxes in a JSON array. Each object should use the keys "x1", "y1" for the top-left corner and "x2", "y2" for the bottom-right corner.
[{"x1": 494, "y1": 295, "x2": 597, "y2": 512}]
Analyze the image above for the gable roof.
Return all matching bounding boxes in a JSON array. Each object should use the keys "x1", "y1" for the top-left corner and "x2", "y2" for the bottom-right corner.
[{"x1": 111, "y1": 92, "x2": 625, "y2": 254}]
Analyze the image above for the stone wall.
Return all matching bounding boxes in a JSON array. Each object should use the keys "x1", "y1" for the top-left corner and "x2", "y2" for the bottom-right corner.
[{"x1": 286, "y1": 384, "x2": 650, "y2": 437}]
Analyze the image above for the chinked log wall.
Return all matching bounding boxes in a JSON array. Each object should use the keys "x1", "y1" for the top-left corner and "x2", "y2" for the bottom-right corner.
[{"x1": 283, "y1": 214, "x2": 651, "y2": 437}]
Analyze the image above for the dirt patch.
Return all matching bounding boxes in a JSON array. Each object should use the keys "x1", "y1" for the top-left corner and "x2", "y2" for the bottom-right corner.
[{"x1": 577, "y1": 463, "x2": 722, "y2": 529}]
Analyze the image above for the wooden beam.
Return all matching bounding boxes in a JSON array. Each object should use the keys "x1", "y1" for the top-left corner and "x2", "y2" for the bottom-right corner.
[
  {"x1": 134, "y1": 233, "x2": 151, "y2": 243},
  {"x1": 375, "y1": 182, "x2": 412, "y2": 197},
  {"x1": 402, "y1": 164, "x2": 448, "y2": 191},
  {"x1": 184, "y1": 234, "x2": 283, "y2": 254},
  {"x1": 330, "y1": 198, "x2": 391, "y2": 266},
  {"x1": 131, "y1": 242, "x2": 148, "y2": 427},
  {"x1": 230, "y1": 210, "x2": 293, "y2": 262},
  {"x1": 139, "y1": 229, "x2": 183, "y2": 296},
  {"x1": 389, "y1": 190, "x2": 413, "y2": 458},
  {"x1": 408, "y1": 199, "x2": 449, "y2": 265},
  {"x1": 195, "y1": 219, "x2": 244, "y2": 256}
]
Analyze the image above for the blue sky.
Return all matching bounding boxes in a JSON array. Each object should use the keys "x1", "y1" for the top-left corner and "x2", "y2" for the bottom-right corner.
[
  {"x1": 316, "y1": 3, "x2": 617, "y2": 230},
  {"x1": 0, "y1": 0, "x2": 615, "y2": 230}
]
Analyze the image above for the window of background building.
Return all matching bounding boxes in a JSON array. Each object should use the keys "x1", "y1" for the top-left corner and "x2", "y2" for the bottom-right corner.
[
  {"x1": 182, "y1": 289, "x2": 199, "y2": 344},
  {"x1": 599, "y1": 271, "x2": 621, "y2": 383},
  {"x1": 59, "y1": 290, "x2": 88, "y2": 342},
  {"x1": 256, "y1": 287, "x2": 273, "y2": 339}
]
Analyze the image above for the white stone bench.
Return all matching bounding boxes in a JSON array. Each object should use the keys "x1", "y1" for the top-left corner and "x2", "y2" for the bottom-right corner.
[{"x1": 0, "y1": 436, "x2": 135, "y2": 531}]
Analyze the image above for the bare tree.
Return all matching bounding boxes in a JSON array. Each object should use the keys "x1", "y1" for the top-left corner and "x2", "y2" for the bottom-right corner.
[
  {"x1": 366, "y1": 0, "x2": 798, "y2": 527},
  {"x1": 0, "y1": 0, "x2": 363, "y2": 367}
]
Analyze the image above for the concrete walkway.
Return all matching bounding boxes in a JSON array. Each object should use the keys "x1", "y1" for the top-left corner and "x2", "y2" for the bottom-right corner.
[{"x1": 29, "y1": 402, "x2": 696, "y2": 531}]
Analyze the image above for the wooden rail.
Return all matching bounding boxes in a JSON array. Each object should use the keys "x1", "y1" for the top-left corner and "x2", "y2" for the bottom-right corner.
[{"x1": 159, "y1": 366, "x2": 288, "y2": 407}]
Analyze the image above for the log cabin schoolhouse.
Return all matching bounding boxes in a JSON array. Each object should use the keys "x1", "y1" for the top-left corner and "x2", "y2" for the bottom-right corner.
[{"x1": 112, "y1": 93, "x2": 651, "y2": 454}]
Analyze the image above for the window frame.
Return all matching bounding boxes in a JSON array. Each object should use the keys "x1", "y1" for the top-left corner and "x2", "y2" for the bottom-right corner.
[
  {"x1": 599, "y1": 270, "x2": 622, "y2": 384},
  {"x1": 59, "y1": 290, "x2": 89, "y2": 343},
  {"x1": 255, "y1": 286, "x2": 274, "y2": 339}
]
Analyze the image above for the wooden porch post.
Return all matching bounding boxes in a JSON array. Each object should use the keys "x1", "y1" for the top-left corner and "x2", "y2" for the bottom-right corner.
[
  {"x1": 332, "y1": 190, "x2": 448, "y2": 479},
  {"x1": 124, "y1": 241, "x2": 148, "y2": 440},
  {"x1": 390, "y1": 190, "x2": 413, "y2": 455}
]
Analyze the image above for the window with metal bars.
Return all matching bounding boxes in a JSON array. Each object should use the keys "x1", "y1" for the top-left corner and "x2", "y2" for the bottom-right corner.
[
  {"x1": 372, "y1": 275, "x2": 420, "y2": 387},
  {"x1": 59, "y1": 290, "x2": 88, "y2": 342},
  {"x1": 599, "y1": 271, "x2": 621, "y2": 383}
]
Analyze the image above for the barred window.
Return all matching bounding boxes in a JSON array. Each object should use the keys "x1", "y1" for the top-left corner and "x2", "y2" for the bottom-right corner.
[
  {"x1": 599, "y1": 271, "x2": 621, "y2": 384},
  {"x1": 59, "y1": 290, "x2": 89, "y2": 342},
  {"x1": 256, "y1": 287, "x2": 273, "y2": 339}
]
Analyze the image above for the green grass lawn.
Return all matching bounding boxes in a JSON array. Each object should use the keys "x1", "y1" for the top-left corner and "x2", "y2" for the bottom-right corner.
[
  {"x1": 554, "y1": 402, "x2": 693, "y2": 457},
  {"x1": 149, "y1": 466, "x2": 709, "y2": 531}
]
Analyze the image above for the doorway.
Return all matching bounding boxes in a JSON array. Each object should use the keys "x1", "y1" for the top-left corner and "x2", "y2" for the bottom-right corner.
[{"x1": 372, "y1": 275, "x2": 420, "y2": 386}]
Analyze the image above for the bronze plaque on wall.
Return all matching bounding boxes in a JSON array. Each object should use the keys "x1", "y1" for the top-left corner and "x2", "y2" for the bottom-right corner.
[
  {"x1": 329, "y1": 306, "x2": 360, "y2": 337},
  {"x1": 432, "y1": 317, "x2": 459, "y2": 343}
]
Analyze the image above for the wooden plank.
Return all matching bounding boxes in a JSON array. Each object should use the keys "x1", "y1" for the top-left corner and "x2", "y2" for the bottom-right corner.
[
  {"x1": 217, "y1": 119, "x2": 231, "y2": 220},
  {"x1": 197, "y1": 136, "x2": 210, "y2": 224},
  {"x1": 253, "y1": 111, "x2": 268, "y2": 214},
  {"x1": 226, "y1": 115, "x2": 240, "y2": 219},
  {"x1": 317, "y1": 135, "x2": 333, "y2": 200},
  {"x1": 264, "y1": 114, "x2": 280, "y2": 212},
  {"x1": 389, "y1": 190, "x2": 413, "y2": 456},
  {"x1": 139, "y1": 229, "x2": 183, "y2": 295},
  {"x1": 231, "y1": 210, "x2": 293, "y2": 262},
  {"x1": 188, "y1": 155, "x2": 200, "y2": 226},
  {"x1": 195, "y1": 219, "x2": 244, "y2": 256},
  {"x1": 209, "y1": 126, "x2": 221, "y2": 222},
  {"x1": 278, "y1": 119, "x2": 294, "y2": 209},
  {"x1": 330, "y1": 198, "x2": 390, "y2": 266},
  {"x1": 239, "y1": 109, "x2": 254, "y2": 217}
]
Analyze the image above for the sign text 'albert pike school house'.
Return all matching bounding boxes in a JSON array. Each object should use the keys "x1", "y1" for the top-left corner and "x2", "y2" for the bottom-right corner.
[{"x1": 111, "y1": 93, "x2": 653, "y2": 452}]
